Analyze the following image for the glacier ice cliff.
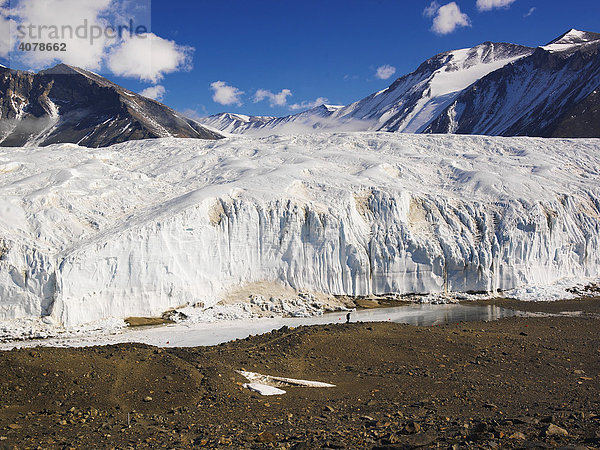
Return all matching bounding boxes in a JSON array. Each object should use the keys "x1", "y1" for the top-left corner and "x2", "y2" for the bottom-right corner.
[{"x1": 1, "y1": 133, "x2": 600, "y2": 327}]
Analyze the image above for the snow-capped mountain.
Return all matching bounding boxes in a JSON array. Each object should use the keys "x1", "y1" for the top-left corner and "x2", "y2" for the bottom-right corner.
[
  {"x1": 330, "y1": 41, "x2": 533, "y2": 133},
  {"x1": 199, "y1": 112, "x2": 276, "y2": 135},
  {"x1": 201, "y1": 30, "x2": 599, "y2": 138},
  {"x1": 2, "y1": 134, "x2": 600, "y2": 330},
  {"x1": 200, "y1": 104, "x2": 347, "y2": 136},
  {"x1": 541, "y1": 29, "x2": 600, "y2": 54},
  {"x1": 201, "y1": 42, "x2": 532, "y2": 135},
  {"x1": 200, "y1": 42, "x2": 534, "y2": 136},
  {"x1": 0, "y1": 64, "x2": 222, "y2": 147},
  {"x1": 425, "y1": 29, "x2": 600, "y2": 137}
]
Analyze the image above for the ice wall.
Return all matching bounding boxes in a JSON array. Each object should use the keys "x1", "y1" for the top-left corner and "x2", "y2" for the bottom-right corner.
[
  {"x1": 53, "y1": 191, "x2": 600, "y2": 325},
  {"x1": 1, "y1": 134, "x2": 600, "y2": 327}
]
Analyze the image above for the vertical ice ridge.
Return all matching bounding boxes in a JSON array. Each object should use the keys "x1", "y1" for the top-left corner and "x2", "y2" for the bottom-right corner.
[{"x1": 26, "y1": 191, "x2": 598, "y2": 327}]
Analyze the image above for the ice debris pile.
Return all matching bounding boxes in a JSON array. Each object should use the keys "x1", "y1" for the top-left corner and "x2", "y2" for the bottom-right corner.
[
  {"x1": 1, "y1": 133, "x2": 600, "y2": 331},
  {"x1": 164, "y1": 292, "x2": 327, "y2": 324}
]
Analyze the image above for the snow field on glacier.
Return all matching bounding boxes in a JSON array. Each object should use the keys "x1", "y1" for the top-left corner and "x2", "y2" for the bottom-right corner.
[{"x1": 1, "y1": 132, "x2": 600, "y2": 333}]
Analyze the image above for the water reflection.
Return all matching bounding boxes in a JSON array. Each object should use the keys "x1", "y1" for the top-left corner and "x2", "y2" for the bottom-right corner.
[
  {"x1": 1, "y1": 304, "x2": 521, "y2": 349},
  {"x1": 342, "y1": 304, "x2": 518, "y2": 327}
]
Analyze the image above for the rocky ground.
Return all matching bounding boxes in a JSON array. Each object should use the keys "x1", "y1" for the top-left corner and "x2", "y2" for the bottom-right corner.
[{"x1": 1, "y1": 298, "x2": 599, "y2": 449}]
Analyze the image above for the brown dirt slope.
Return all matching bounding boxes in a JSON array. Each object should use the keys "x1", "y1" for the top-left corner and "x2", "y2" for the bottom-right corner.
[{"x1": 0, "y1": 302, "x2": 599, "y2": 448}]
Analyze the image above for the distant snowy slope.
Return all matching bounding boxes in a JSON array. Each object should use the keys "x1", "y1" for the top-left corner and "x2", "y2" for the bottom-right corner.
[
  {"x1": 198, "y1": 113, "x2": 276, "y2": 135},
  {"x1": 425, "y1": 29, "x2": 600, "y2": 137},
  {"x1": 331, "y1": 42, "x2": 533, "y2": 133},
  {"x1": 1, "y1": 133, "x2": 600, "y2": 328},
  {"x1": 199, "y1": 105, "x2": 353, "y2": 136}
]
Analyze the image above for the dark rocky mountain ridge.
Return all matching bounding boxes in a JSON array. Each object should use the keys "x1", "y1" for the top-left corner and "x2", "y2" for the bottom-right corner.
[
  {"x1": 0, "y1": 64, "x2": 222, "y2": 147},
  {"x1": 423, "y1": 29, "x2": 600, "y2": 137}
]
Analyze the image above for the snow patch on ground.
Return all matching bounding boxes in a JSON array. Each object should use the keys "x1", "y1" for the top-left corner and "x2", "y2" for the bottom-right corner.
[
  {"x1": 242, "y1": 383, "x2": 286, "y2": 396},
  {"x1": 239, "y1": 370, "x2": 335, "y2": 395}
]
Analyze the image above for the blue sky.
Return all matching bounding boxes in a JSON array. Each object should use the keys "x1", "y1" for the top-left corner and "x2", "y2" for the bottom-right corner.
[{"x1": 2, "y1": 0, "x2": 600, "y2": 118}]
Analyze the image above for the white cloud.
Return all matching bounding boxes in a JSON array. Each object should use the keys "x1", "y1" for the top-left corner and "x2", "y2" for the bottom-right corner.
[
  {"x1": 2, "y1": 0, "x2": 193, "y2": 83},
  {"x1": 524, "y1": 7, "x2": 536, "y2": 17},
  {"x1": 289, "y1": 97, "x2": 329, "y2": 111},
  {"x1": 210, "y1": 81, "x2": 244, "y2": 107},
  {"x1": 253, "y1": 88, "x2": 292, "y2": 107},
  {"x1": 476, "y1": 0, "x2": 517, "y2": 12},
  {"x1": 107, "y1": 33, "x2": 192, "y2": 83},
  {"x1": 375, "y1": 64, "x2": 396, "y2": 80},
  {"x1": 431, "y1": 2, "x2": 471, "y2": 35},
  {"x1": 9, "y1": 0, "x2": 113, "y2": 69},
  {"x1": 0, "y1": 5, "x2": 15, "y2": 59},
  {"x1": 139, "y1": 85, "x2": 166, "y2": 101},
  {"x1": 423, "y1": 1, "x2": 440, "y2": 18}
]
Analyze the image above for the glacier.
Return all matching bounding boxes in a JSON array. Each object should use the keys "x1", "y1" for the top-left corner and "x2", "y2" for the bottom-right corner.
[{"x1": 1, "y1": 133, "x2": 600, "y2": 329}]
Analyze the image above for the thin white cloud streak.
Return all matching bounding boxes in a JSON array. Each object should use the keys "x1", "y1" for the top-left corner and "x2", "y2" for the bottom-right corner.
[
  {"x1": 524, "y1": 7, "x2": 536, "y2": 17},
  {"x1": 254, "y1": 88, "x2": 292, "y2": 107},
  {"x1": 210, "y1": 81, "x2": 244, "y2": 106},
  {"x1": 476, "y1": 0, "x2": 518, "y2": 12},
  {"x1": 375, "y1": 64, "x2": 396, "y2": 80},
  {"x1": 0, "y1": 1, "x2": 16, "y2": 59},
  {"x1": 180, "y1": 107, "x2": 208, "y2": 122},
  {"x1": 0, "y1": 14, "x2": 14, "y2": 58},
  {"x1": 431, "y1": 2, "x2": 471, "y2": 35},
  {"x1": 423, "y1": 1, "x2": 440, "y2": 18},
  {"x1": 235, "y1": 116, "x2": 376, "y2": 137}
]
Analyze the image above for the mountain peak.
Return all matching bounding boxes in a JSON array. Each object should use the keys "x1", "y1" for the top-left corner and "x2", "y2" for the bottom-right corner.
[
  {"x1": 0, "y1": 65, "x2": 222, "y2": 147},
  {"x1": 309, "y1": 104, "x2": 343, "y2": 113},
  {"x1": 542, "y1": 29, "x2": 600, "y2": 52},
  {"x1": 38, "y1": 64, "x2": 115, "y2": 88},
  {"x1": 40, "y1": 63, "x2": 90, "y2": 76},
  {"x1": 549, "y1": 29, "x2": 600, "y2": 44}
]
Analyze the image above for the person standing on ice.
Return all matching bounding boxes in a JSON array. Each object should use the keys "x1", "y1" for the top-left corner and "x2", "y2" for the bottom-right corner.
[{"x1": 346, "y1": 312, "x2": 351, "y2": 323}]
